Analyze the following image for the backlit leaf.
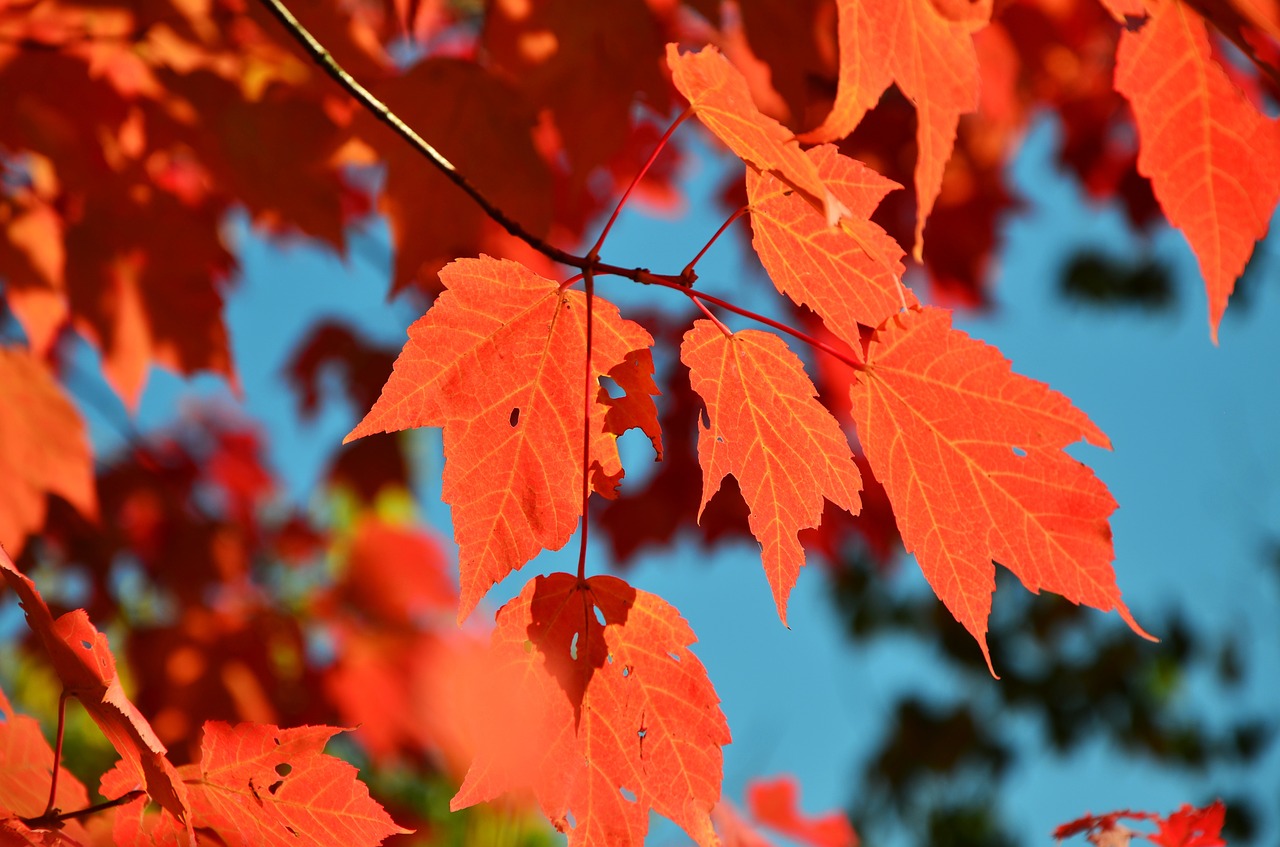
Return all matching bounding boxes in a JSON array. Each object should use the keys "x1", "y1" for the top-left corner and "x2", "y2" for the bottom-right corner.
[
  {"x1": 668, "y1": 44, "x2": 848, "y2": 225},
  {"x1": 847, "y1": 307, "x2": 1152, "y2": 671},
  {"x1": 452, "y1": 573, "x2": 729, "y2": 847},
  {"x1": 345, "y1": 256, "x2": 655, "y2": 620},
  {"x1": 0, "y1": 347, "x2": 97, "y2": 556},
  {"x1": 682, "y1": 322, "x2": 861, "y2": 623},
  {"x1": 746, "y1": 144, "x2": 911, "y2": 345},
  {"x1": 1112, "y1": 0, "x2": 1280, "y2": 341},
  {"x1": 802, "y1": 0, "x2": 990, "y2": 258}
]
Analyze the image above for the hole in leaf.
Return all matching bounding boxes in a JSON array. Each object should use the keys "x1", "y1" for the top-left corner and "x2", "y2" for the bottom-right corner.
[
  {"x1": 268, "y1": 779, "x2": 284, "y2": 795},
  {"x1": 275, "y1": 763, "x2": 292, "y2": 777},
  {"x1": 509, "y1": 407, "x2": 520, "y2": 427},
  {"x1": 80, "y1": 640, "x2": 92, "y2": 650},
  {"x1": 620, "y1": 787, "x2": 637, "y2": 803},
  {"x1": 594, "y1": 606, "x2": 606, "y2": 626},
  {"x1": 566, "y1": 812, "x2": 577, "y2": 829},
  {"x1": 637, "y1": 727, "x2": 647, "y2": 739},
  {"x1": 715, "y1": 436, "x2": 725, "y2": 444},
  {"x1": 570, "y1": 631, "x2": 579, "y2": 661},
  {"x1": 285, "y1": 825, "x2": 299, "y2": 836},
  {"x1": 1012, "y1": 446, "x2": 1027, "y2": 457},
  {"x1": 700, "y1": 407, "x2": 710, "y2": 429},
  {"x1": 600, "y1": 375, "x2": 624, "y2": 399},
  {"x1": 622, "y1": 665, "x2": 632, "y2": 678},
  {"x1": 667, "y1": 651, "x2": 681, "y2": 663}
]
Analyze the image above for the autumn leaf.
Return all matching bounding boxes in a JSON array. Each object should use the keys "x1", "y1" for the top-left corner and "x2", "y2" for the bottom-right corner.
[
  {"x1": 0, "y1": 547, "x2": 190, "y2": 827},
  {"x1": 1054, "y1": 800, "x2": 1227, "y2": 847},
  {"x1": 802, "y1": 0, "x2": 990, "y2": 258},
  {"x1": 451, "y1": 573, "x2": 730, "y2": 847},
  {"x1": 0, "y1": 687, "x2": 91, "y2": 845},
  {"x1": 746, "y1": 144, "x2": 911, "y2": 346},
  {"x1": 682, "y1": 322, "x2": 861, "y2": 623},
  {"x1": 667, "y1": 43, "x2": 848, "y2": 225},
  {"x1": 174, "y1": 721, "x2": 410, "y2": 847},
  {"x1": 847, "y1": 307, "x2": 1152, "y2": 671},
  {"x1": 0, "y1": 347, "x2": 97, "y2": 556},
  {"x1": 745, "y1": 776, "x2": 858, "y2": 847},
  {"x1": 1111, "y1": 0, "x2": 1280, "y2": 341},
  {"x1": 345, "y1": 256, "x2": 655, "y2": 620}
]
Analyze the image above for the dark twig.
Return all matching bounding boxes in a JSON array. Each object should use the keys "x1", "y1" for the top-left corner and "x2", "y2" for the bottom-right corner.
[
  {"x1": 254, "y1": 0, "x2": 581, "y2": 268},
  {"x1": 22, "y1": 790, "x2": 147, "y2": 829}
]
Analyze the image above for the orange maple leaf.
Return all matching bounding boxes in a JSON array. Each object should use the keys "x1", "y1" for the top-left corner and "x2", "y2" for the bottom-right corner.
[
  {"x1": 682, "y1": 322, "x2": 862, "y2": 623},
  {"x1": 667, "y1": 43, "x2": 849, "y2": 226},
  {"x1": 1111, "y1": 0, "x2": 1280, "y2": 341},
  {"x1": 847, "y1": 307, "x2": 1153, "y2": 672},
  {"x1": 745, "y1": 775, "x2": 858, "y2": 847},
  {"x1": 345, "y1": 256, "x2": 656, "y2": 619},
  {"x1": 175, "y1": 722, "x2": 411, "y2": 847},
  {"x1": 0, "y1": 687, "x2": 92, "y2": 845},
  {"x1": 0, "y1": 547, "x2": 190, "y2": 828},
  {"x1": 451, "y1": 573, "x2": 730, "y2": 847},
  {"x1": 0, "y1": 347, "x2": 97, "y2": 556},
  {"x1": 746, "y1": 144, "x2": 913, "y2": 346},
  {"x1": 801, "y1": 0, "x2": 990, "y2": 259}
]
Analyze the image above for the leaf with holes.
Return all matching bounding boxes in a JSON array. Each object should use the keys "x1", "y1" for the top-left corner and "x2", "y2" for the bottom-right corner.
[
  {"x1": 0, "y1": 546, "x2": 190, "y2": 827},
  {"x1": 848, "y1": 307, "x2": 1152, "y2": 672},
  {"x1": 175, "y1": 721, "x2": 409, "y2": 847},
  {"x1": 345, "y1": 256, "x2": 655, "y2": 620},
  {"x1": 451, "y1": 572, "x2": 730, "y2": 847},
  {"x1": 682, "y1": 321, "x2": 861, "y2": 624}
]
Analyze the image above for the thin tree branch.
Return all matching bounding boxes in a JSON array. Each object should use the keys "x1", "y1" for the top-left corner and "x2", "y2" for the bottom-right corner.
[
  {"x1": 253, "y1": 0, "x2": 581, "y2": 268},
  {"x1": 21, "y1": 790, "x2": 147, "y2": 829}
]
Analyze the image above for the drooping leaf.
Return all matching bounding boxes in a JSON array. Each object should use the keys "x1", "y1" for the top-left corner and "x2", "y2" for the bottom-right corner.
[
  {"x1": 0, "y1": 347, "x2": 97, "y2": 556},
  {"x1": 345, "y1": 256, "x2": 654, "y2": 619},
  {"x1": 170, "y1": 722, "x2": 409, "y2": 847},
  {"x1": 1112, "y1": 0, "x2": 1280, "y2": 341},
  {"x1": 801, "y1": 0, "x2": 990, "y2": 258},
  {"x1": 682, "y1": 322, "x2": 861, "y2": 623},
  {"x1": 0, "y1": 547, "x2": 190, "y2": 827},
  {"x1": 451, "y1": 573, "x2": 729, "y2": 847},
  {"x1": 746, "y1": 775, "x2": 858, "y2": 847},
  {"x1": 847, "y1": 307, "x2": 1151, "y2": 671},
  {"x1": 746, "y1": 144, "x2": 911, "y2": 345},
  {"x1": 667, "y1": 44, "x2": 848, "y2": 225}
]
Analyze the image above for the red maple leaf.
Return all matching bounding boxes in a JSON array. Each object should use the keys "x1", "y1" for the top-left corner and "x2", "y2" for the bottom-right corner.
[
  {"x1": 174, "y1": 722, "x2": 410, "y2": 847},
  {"x1": 668, "y1": 43, "x2": 848, "y2": 225},
  {"x1": 345, "y1": 256, "x2": 657, "y2": 619},
  {"x1": 682, "y1": 321, "x2": 862, "y2": 622},
  {"x1": 0, "y1": 687, "x2": 91, "y2": 845},
  {"x1": 802, "y1": 0, "x2": 989, "y2": 258},
  {"x1": 848, "y1": 306, "x2": 1153, "y2": 671},
  {"x1": 451, "y1": 573, "x2": 730, "y2": 847},
  {"x1": 746, "y1": 143, "x2": 911, "y2": 346},
  {"x1": 1109, "y1": 0, "x2": 1280, "y2": 341},
  {"x1": 0, "y1": 348, "x2": 97, "y2": 556},
  {"x1": 0, "y1": 547, "x2": 190, "y2": 827}
]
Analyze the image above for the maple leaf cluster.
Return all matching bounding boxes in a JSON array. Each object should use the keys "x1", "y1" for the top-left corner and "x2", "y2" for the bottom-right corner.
[{"x1": 3, "y1": 0, "x2": 1276, "y2": 843}]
